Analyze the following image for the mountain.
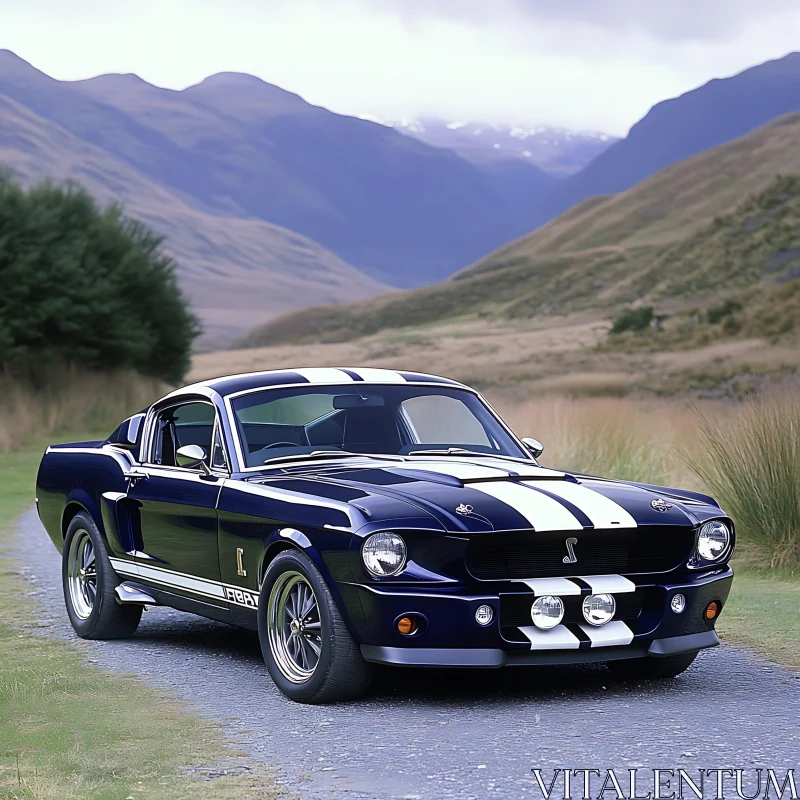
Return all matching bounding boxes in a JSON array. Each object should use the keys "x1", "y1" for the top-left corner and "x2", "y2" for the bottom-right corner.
[
  {"x1": 236, "y1": 112, "x2": 800, "y2": 347},
  {"x1": 529, "y1": 51, "x2": 800, "y2": 229},
  {"x1": 0, "y1": 84, "x2": 388, "y2": 347},
  {"x1": 0, "y1": 50, "x2": 552, "y2": 289},
  {"x1": 363, "y1": 116, "x2": 617, "y2": 177}
]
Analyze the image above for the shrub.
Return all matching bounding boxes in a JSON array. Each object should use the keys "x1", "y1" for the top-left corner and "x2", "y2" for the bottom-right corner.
[
  {"x1": 686, "y1": 393, "x2": 800, "y2": 568},
  {"x1": 0, "y1": 175, "x2": 200, "y2": 384},
  {"x1": 707, "y1": 298, "x2": 743, "y2": 325},
  {"x1": 610, "y1": 306, "x2": 654, "y2": 334}
]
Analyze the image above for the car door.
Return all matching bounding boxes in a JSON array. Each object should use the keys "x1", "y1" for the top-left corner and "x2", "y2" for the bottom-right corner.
[{"x1": 126, "y1": 399, "x2": 227, "y2": 605}]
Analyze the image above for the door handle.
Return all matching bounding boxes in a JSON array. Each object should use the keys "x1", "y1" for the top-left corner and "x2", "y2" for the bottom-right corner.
[{"x1": 124, "y1": 469, "x2": 149, "y2": 484}]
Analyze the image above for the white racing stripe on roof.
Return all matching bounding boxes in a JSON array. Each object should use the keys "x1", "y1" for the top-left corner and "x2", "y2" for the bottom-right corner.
[
  {"x1": 471, "y1": 481, "x2": 583, "y2": 531},
  {"x1": 294, "y1": 368, "x2": 354, "y2": 384},
  {"x1": 579, "y1": 620, "x2": 634, "y2": 648},
  {"x1": 350, "y1": 368, "x2": 407, "y2": 383},
  {"x1": 532, "y1": 481, "x2": 637, "y2": 528},
  {"x1": 518, "y1": 624, "x2": 580, "y2": 650}
]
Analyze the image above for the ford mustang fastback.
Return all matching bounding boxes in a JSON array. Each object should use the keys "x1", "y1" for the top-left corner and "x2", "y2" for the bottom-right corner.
[{"x1": 36, "y1": 368, "x2": 734, "y2": 703}]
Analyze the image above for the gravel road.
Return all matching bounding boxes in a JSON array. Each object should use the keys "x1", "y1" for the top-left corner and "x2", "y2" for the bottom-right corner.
[{"x1": 15, "y1": 508, "x2": 799, "y2": 799}]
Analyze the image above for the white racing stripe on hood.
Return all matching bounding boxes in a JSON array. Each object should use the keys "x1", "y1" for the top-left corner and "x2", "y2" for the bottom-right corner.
[
  {"x1": 529, "y1": 480, "x2": 637, "y2": 529},
  {"x1": 471, "y1": 481, "x2": 583, "y2": 531},
  {"x1": 294, "y1": 368, "x2": 354, "y2": 383},
  {"x1": 409, "y1": 460, "x2": 515, "y2": 481}
]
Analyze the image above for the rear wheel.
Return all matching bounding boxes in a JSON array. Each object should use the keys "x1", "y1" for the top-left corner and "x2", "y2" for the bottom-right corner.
[
  {"x1": 258, "y1": 549, "x2": 374, "y2": 704},
  {"x1": 62, "y1": 512, "x2": 142, "y2": 639},
  {"x1": 607, "y1": 652, "x2": 698, "y2": 681}
]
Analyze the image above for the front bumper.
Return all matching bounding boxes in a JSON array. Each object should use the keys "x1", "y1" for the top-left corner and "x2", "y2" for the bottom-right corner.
[{"x1": 341, "y1": 567, "x2": 733, "y2": 668}]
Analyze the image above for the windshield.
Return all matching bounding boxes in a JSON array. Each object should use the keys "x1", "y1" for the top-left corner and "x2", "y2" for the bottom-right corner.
[{"x1": 230, "y1": 385, "x2": 528, "y2": 467}]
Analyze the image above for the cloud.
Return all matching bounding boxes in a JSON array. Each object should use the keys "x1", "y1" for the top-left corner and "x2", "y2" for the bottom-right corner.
[
  {"x1": 365, "y1": 0, "x2": 797, "y2": 41},
  {"x1": 2, "y1": 0, "x2": 799, "y2": 135}
]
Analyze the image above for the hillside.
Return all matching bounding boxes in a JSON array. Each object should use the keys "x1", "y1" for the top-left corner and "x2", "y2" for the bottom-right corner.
[
  {"x1": 528, "y1": 51, "x2": 800, "y2": 229},
  {"x1": 238, "y1": 114, "x2": 800, "y2": 347},
  {"x1": 0, "y1": 50, "x2": 550, "y2": 288},
  {"x1": 0, "y1": 91, "x2": 388, "y2": 346}
]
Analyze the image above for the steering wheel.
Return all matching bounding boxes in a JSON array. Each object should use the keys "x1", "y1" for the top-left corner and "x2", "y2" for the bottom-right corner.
[{"x1": 263, "y1": 442, "x2": 300, "y2": 449}]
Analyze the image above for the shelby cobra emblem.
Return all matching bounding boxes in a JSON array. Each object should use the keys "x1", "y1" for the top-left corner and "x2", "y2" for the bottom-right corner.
[
  {"x1": 651, "y1": 498, "x2": 674, "y2": 512},
  {"x1": 562, "y1": 536, "x2": 579, "y2": 564},
  {"x1": 34, "y1": 367, "x2": 734, "y2": 704}
]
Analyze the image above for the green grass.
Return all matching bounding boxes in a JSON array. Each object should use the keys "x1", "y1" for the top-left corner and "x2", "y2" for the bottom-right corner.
[
  {"x1": 0, "y1": 437, "x2": 279, "y2": 799},
  {"x1": 718, "y1": 567, "x2": 800, "y2": 669}
]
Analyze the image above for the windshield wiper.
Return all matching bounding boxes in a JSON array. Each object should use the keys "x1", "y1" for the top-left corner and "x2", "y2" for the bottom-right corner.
[
  {"x1": 407, "y1": 447, "x2": 491, "y2": 458},
  {"x1": 263, "y1": 451, "x2": 404, "y2": 466}
]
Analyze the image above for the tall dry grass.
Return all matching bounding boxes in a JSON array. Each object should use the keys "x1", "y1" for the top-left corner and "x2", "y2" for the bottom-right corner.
[
  {"x1": 686, "y1": 392, "x2": 800, "y2": 568},
  {"x1": 497, "y1": 393, "x2": 799, "y2": 568},
  {"x1": 0, "y1": 367, "x2": 165, "y2": 452}
]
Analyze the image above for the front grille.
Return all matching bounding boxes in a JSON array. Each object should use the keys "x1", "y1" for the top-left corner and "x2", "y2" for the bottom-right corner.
[{"x1": 465, "y1": 527, "x2": 695, "y2": 580}]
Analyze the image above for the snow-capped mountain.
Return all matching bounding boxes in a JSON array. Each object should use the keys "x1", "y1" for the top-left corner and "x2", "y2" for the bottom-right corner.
[{"x1": 359, "y1": 116, "x2": 618, "y2": 177}]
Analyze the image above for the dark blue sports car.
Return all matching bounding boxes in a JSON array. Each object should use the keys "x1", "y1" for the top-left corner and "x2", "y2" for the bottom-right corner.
[{"x1": 36, "y1": 368, "x2": 734, "y2": 703}]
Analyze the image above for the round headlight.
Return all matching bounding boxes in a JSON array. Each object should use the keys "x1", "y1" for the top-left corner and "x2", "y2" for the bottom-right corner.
[
  {"x1": 582, "y1": 593, "x2": 616, "y2": 626},
  {"x1": 531, "y1": 595, "x2": 564, "y2": 630},
  {"x1": 362, "y1": 532, "x2": 407, "y2": 577},
  {"x1": 697, "y1": 520, "x2": 730, "y2": 562}
]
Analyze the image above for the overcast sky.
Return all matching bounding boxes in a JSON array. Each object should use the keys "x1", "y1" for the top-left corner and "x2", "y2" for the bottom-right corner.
[{"x1": 3, "y1": 0, "x2": 799, "y2": 135}]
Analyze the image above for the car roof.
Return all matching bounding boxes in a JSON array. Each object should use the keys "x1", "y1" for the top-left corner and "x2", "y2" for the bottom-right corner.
[{"x1": 163, "y1": 367, "x2": 467, "y2": 402}]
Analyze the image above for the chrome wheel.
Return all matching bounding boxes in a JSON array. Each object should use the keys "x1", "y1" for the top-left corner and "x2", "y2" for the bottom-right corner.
[
  {"x1": 67, "y1": 529, "x2": 97, "y2": 620},
  {"x1": 267, "y1": 571, "x2": 322, "y2": 683}
]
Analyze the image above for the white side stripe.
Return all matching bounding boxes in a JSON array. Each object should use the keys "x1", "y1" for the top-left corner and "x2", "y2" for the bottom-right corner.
[
  {"x1": 579, "y1": 621, "x2": 634, "y2": 647},
  {"x1": 579, "y1": 575, "x2": 636, "y2": 594},
  {"x1": 294, "y1": 368, "x2": 354, "y2": 384},
  {"x1": 471, "y1": 481, "x2": 583, "y2": 531},
  {"x1": 519, "y1": 624, "x2": 580, "y2": 650},
  {"x1": 514, "y1": 578, "x2": 582, "y2": 596},
  {"x1": 350, "y1": 367, "x2": 406, "y2": 383},
  {"x1": 534, "y1": 481, "x2": 638, "y2": 529}
]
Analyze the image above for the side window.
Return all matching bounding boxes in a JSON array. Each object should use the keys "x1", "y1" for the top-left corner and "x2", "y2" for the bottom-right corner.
[
  {"x1": 211, "y1": 422, "x2": 228, "y2": 470},
  {"x1": 151, "y1": 402, "x2": 216, "y2": 468}
]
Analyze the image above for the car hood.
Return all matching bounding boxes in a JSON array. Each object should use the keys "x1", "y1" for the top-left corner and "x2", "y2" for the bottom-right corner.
[{"x1": 246, "y1": 455, "x2": 723, "y2": 533}]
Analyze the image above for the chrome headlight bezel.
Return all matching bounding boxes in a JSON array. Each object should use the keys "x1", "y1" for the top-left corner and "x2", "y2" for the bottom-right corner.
[
  {"x1": 688, "y1": 519, "x2": 732, "y2": 569},
  {"x1": 361, "y1": 531, "x2": 407, "y2": 577}
]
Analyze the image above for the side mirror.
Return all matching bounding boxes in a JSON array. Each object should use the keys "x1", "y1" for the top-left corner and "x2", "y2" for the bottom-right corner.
[
  {"x1": 176, "y1": 444, "x2": 212, "y2": 475},
  {"x1": 522, "y1": 437, "x2": 544, "y2": 459}
]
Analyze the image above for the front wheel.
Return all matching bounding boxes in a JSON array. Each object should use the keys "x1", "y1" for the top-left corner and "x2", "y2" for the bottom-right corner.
[
  {"x1": 607, "y1": 651, "x2": 698, "y2": 681},
  {"x1": 62, "y1": 512, "x2": 142, "y2": 639},
  {"x1": 258, "y1": 549, "x2": 374, "y2": 704}
]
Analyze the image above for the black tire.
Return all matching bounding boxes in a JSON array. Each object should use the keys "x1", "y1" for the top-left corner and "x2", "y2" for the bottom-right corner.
[
  {"x1": 62, "y1": 511, "x2": 142, "y2": 639},
  {"x1": 258, "y1": 549, "x2": 374, "y2": 704},
  {"x1": 607, "y1": 651, "x2": 698, "y2": 681}
]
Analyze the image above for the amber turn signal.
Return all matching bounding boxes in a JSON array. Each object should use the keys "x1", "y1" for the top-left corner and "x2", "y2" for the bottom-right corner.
[
  {"x1": 397, "y1": 616, "x2": 418, "y2": 635},
  {"x1": 704, "y1": 601, "x2": 720, "y2": 621}
]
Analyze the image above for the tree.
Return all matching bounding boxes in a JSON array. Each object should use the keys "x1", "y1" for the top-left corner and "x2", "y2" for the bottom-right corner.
[{"x1": 0, "y1": 175, "x2": 200, "y2": 384}]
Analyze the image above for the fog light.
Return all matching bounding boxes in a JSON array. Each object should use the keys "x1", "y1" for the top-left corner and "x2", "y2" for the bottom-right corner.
[
  {"x1": 704, "y1": 601, "x2": 720, "y2": 621},
  {"x1": 397, "y1": 616, "x2": 418, "y2": 635},
  {"x1": 475, "y1": 605, "x2": 494, "y2": 626},
  {"x1": 531, "y1": 595, "x2": 564, "y2": 630},
  {"x1": 671, "y1": 594, "x2": 686, "y2": 614},
  {"x1": 582, "y1": 593, "x2": 616, "y2": 626}
]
